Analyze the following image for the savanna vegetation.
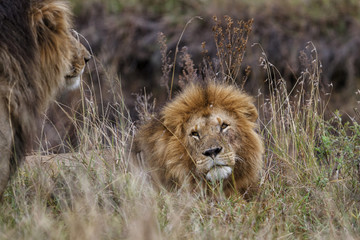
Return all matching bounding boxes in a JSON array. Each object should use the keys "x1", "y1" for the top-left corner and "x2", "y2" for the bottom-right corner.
[{"x1": 1, "y1": 0, "x2": 360, "y2": 239}]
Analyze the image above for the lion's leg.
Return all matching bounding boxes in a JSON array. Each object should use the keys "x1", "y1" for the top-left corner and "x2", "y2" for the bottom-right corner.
[{"x1": 0, "y1": 100, "x2": 12, "y2": 196}]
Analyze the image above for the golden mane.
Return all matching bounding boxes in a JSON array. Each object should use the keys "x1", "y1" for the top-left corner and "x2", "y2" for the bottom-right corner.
[{"x1": 30, "y1": 0, "x2": 73, "y2": 106}]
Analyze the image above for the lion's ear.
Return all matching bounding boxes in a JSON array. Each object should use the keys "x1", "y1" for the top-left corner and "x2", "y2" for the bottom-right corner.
[{"x1": 243, "y1": 103, "x2": 258, "y2": 123}]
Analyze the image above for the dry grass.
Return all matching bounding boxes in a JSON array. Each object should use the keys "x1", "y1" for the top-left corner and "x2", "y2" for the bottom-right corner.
[{"x1": 1, "y1": 15, "x2": 360, "y2": 240}]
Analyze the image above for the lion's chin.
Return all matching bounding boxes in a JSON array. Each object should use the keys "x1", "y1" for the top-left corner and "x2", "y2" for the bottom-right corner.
[
  {"x1": 65, "y1": 76, "x2": 81, "y2": 90},
  {"x1": 206, "y1": 166, "x2": 232, "y2": 182},
  {"x1": 65, "y1": 68, "x2": 84, "y2": 91}
]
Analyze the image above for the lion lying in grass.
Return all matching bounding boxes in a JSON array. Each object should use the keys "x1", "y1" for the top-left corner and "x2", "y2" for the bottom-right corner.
[
  {"x1": 0, "y1": 0, "x2": 90, "y2": 196},
  {"x1": 132, "y1": 81, "x2": 264, "y2": 197}
]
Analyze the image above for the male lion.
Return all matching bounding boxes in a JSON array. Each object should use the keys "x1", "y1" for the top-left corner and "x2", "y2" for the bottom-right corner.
[
  {"x1": 0, "y1": 0, "x2": 90, "y2": 196},
  {"x1": 132, "y1": 81, "x2": 264, "y2": 197}
]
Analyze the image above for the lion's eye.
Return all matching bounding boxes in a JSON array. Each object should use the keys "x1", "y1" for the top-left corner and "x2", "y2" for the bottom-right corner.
[
  {"x1": 191, "y1": 131, "x2": 200, "y2": 138},
  {"x1": 221, "y1": 123, "x2": 229, "y2": 131}
]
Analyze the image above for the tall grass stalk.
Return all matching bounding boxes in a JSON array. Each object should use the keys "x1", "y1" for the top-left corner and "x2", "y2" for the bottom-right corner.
[{"x1": 169, "y1": 16, "x2": 202, "y2": 99}]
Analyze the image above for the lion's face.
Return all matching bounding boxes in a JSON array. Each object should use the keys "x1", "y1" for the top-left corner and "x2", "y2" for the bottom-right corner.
[
  {"x1": 186, "y1": 109, "x2": 238, "y2": 182},
  {"x1": 64, "y1": 31, "x2": 91, "y2": 91}
]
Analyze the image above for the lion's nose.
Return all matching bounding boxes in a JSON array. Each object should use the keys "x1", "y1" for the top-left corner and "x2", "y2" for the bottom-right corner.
[
  {"x1": 84, "y1": 54, "x2": 91, "y2": 63},
  {"x1": 202, "y1": 147, "x2": 222, "y2": 158}
]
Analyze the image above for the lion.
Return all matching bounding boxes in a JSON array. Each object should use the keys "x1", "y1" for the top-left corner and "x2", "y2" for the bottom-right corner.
[
  {"x1": 0, "y1": 0, "x2": 91, "y2": 196},
  {"x1": 132, "y1": 81, "x2": 264, "y2": 197}
]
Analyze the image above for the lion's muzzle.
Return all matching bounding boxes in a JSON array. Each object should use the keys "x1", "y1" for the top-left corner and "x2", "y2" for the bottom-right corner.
[{"x1": 197, "y1": 146, "x2": 235, "y2": 182}]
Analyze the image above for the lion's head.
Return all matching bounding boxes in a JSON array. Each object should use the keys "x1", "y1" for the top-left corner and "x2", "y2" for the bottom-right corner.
[
  {"x1": 64, "y1": 30, "x2": 91, "y2": 91},
  {"x1": 30, "y1": 0, "x2": 91, "y2": 101},
  {"x1": 0, "y1": 0, "x2": 89, "y2": 195},
  {"x1": 133, "y1": 82, "x2": 264, "y2": 197}
]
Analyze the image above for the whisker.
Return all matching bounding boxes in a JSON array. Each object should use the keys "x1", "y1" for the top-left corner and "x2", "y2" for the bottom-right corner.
[
  {"x1": 217, "y1": 153, "x2": 235, "y2": 160},
  {"x1": 234, "y1": 156, "x2": 245, "y2": 163}
]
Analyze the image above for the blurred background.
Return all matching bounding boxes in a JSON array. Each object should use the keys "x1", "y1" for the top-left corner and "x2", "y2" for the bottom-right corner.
[{"x1": 35, "y1": 0, "x2": 360, "y2": 153}]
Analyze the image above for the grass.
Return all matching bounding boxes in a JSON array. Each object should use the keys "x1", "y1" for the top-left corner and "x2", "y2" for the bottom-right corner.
[{"x1": 1, "y1": 15, "x2": 360, "y2": 240}]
